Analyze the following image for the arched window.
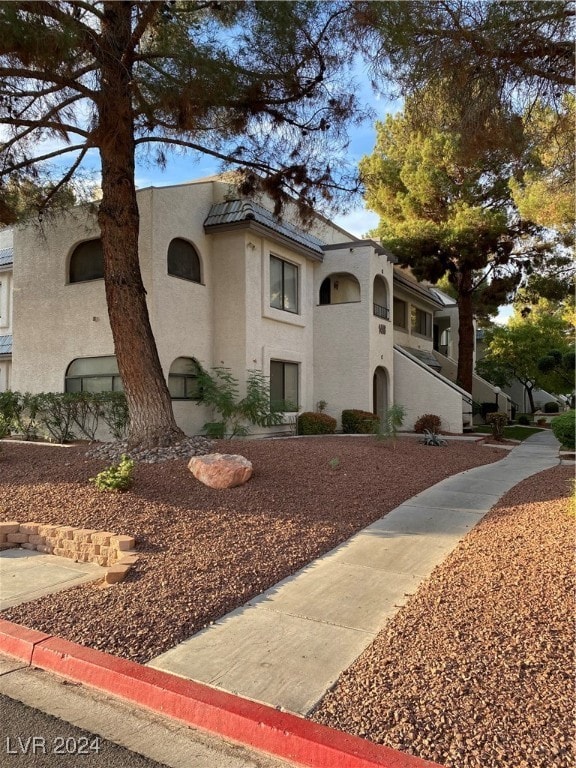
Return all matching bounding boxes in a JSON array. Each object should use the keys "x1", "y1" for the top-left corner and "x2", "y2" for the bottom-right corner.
[
  {"x1": 373, "y1": 275, "x2": 390, "y2": 319},
  {"x1": 168, "y1": 357, "x2": 201, "y2": 400},
  {"x1": 65, "y1": 356, "x2": 122, "y2": 393},
  {"x1": 69, "y1": 239, "x2": 104, "y2": 283},
  {"x1": 167, "y1": 238, "x2": 201, "y2": 283}
]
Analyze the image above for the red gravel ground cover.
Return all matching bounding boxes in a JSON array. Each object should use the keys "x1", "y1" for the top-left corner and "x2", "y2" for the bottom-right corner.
[
  {"x1": 1, "y1": 438, "x2": 572, "y2": 768},
  {"x1": 311, "y1": 464, "x2": 575, "y2": 768},
  {"x1": 0, "y1": 436, "x2": 502, "y2": 664}
]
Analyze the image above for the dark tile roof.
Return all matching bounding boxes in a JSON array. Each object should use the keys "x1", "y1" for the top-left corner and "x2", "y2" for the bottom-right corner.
[
  {"x1": 400, "y1": 346, "x2": 442, "y2": 371},
  {"x1": 0, "y1": 335, "x2": 12, "y2": 355},
  {"x1": 204, "y1": 200, "x2": 325, "y2": 256},
  {"x1": 0, "y1": 247, "x2": 13, "y2": 268}
]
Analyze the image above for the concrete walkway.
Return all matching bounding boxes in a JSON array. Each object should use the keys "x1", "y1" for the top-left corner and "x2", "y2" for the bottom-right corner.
[
  {"x1": 148, "y1": 431, "x2": 561, "y2": 716},
  {"x1": 0, "y1": 549, "x2": 104, "y2": 610}
]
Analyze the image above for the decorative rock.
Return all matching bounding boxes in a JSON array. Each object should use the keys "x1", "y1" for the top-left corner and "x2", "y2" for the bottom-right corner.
[
  {"x1": 87, "y1": 436, "x2": 213, "y2": 464},
  {"x1": 188, "y1": 453, "x2": 253, "y2": 489}
]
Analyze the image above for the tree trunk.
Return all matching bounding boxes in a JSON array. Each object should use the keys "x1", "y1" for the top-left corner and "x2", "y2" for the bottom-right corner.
[
  {"x1": 96, "y1": 3, "x2": 184, "y2": 449},
  {"x1": 456, "y1": 269, "x2": 475, "y2": 395},
  {"x1": 525, "y1": 384, "x2": 536, "y2": 413}
]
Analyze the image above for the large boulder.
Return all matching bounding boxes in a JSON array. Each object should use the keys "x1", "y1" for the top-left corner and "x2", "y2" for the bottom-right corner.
[{"x1": 188, "y1": 453, "x2": 253, "y2": 489}]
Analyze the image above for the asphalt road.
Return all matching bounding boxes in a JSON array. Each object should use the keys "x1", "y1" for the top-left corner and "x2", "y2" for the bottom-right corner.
[{"x1": 1, "y1": 694, "x2": 168, "y2": 768}]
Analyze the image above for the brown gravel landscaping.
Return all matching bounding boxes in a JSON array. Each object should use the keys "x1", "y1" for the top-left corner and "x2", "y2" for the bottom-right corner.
[
  {"x1": 1, "y1": 435, "x2": 501, "y2": 664},
  {"x1": 1, "y1": 437, "x2": 572, "y2": 768},
  {"x1": 311, "y1": 463, "x2": 575, "y2": 768}
]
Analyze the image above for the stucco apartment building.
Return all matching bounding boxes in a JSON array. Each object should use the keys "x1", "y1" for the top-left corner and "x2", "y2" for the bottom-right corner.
[{"x1": 2, "y1": 177, "x2": 497, "y2": 436}]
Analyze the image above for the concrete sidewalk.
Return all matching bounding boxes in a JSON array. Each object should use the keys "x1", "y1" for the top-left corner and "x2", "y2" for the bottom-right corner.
[
  {"x1": 148, "y1": 431, "x2": 561, "y2": 716},
  {"x1": 0, "y1": 548, "x2": 104, "y2": 610}
]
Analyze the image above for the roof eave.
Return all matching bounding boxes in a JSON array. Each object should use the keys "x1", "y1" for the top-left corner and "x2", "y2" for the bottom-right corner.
[{"x1": 204, "y1": 219, "x2": 324, "y2": 262}]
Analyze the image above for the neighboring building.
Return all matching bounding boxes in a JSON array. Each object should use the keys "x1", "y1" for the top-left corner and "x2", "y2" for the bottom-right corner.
[{"x1": 3, "y1": 177, "x2": 500, "y2": 435}]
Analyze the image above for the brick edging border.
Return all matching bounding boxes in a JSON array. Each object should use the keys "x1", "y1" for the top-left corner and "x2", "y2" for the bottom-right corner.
[{"x1": 0, "y1": 619, "x2": 442, "y2": 768}]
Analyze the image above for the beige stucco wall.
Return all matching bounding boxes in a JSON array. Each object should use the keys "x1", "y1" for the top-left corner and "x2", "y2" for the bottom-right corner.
[
  {"x1": 394, "y1": 349, "x2": 464, "y2": 433},
  {"x1": 12, "y1": 208, "x2": 114, "y2": 394},
  {"x1": 313, "y1": 243, "x2": 394, "y2": 426}
]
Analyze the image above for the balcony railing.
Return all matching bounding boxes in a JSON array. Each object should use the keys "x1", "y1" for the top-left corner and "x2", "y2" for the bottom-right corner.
[{"x1": 373, "y1": 303, "x2": 390, "y2": 320}]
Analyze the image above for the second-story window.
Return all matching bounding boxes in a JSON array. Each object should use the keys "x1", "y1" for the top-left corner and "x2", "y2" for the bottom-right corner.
[
  {"x1": 167, "y1": 238, "x2": 202, "y2": 283},
  {"x1": 69, "y1": 239, "x2": 104, "y2": 283},
  {"x1": 411, "y1": 307, "x2": 432, "y2": 338},
  {"x1": 393, "y1": 297, "x2": 407, "y2": 329},
  {"x1": 270, "y1": 255, "x2": 298, "y2": 313}
]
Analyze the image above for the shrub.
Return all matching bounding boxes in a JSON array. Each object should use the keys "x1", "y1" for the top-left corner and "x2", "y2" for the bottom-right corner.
[
  {"x1": 486, "y1": 411, "x2": 508, "y2": 440},
  {"x1": 90, "y1": 454, "x2": 135, "y2": 492},
  {"x1": 544, "y1": 401, "x2": 560, "y2": 413},
  {"x1": 297, "y1": 411, "x2": 336, "y2": 435},
  {"x1": 0, "y1": 414, "x2": 10, "y2": 439},
  {"x1": 517, "y1": 414, "x2": 531, "y2": 426},
  {"x1": 480, "y1": 402, "x2": 499, "y2": 420},
  {"x1": 414, "y1": 414, "x2": 442, "y2": 434},
  {"x1": 342, "y1": 409, "x2": 380, "y2": 434},
  {"x1": 36, "y1": 392, "x2": 79, "y2": 443},
  {"x1": 551, "y1": 411, "x2": 575, "y2": 449},
  {"x1": 98, "y1": 392, "x2": 130, "y2": 440},
  {"x1": 196, "y1": 367, "x2": 286, "y2": 437}
]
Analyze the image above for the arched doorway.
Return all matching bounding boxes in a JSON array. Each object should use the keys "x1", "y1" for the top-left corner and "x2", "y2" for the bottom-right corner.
[{"x1": 373, "y1": 366, "x2": 389, "y2": 424}]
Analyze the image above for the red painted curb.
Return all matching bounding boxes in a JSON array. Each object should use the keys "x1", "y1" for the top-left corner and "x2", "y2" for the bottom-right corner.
[
  {"x1": 0, "y1": 619, "x2": 51, "y2": 664},
  {"x1": 0, "y1": 619, "x2": 443, "y2": 768}
]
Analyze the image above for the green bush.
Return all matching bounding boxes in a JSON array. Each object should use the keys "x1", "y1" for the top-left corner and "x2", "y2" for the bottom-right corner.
[
  {"x1": 544, "y1": 401, "x2": 560, "y2": 413},
  {"x1": 297, "y1": 411, "x2": 336, "y2": 435},
  {"x1": 517, "y1": 414, "x2": 531, "y2": 426},
  {"x1": 414, "y1": 414, "x2": 442, "y2": 434},
  {"x1": 551, "y1": 410, "x2": 575, "y2": 449},
  {"x1": 90, "y1": 454, "x2": 135, "y2": 492},
  {"x1": 341, "y1": 409, "x2": 380, "y2": 434},
  {"x1": 196, "y1": 367, "x2": 286, "y2": 437}
]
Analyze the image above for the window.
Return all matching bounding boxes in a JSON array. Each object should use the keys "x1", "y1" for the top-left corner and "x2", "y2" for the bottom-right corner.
[
  {"x1": 393, "y1": 298, "x2": 407, "y2": 329},
  {"x1": 168, "y1": 357, "x2": 201, "y2": 400},
  {"x1": 270, "y1": 361, "x2": 298, "y2": 410},
  {"x1": 69, "y1": 240, "x2": 104, "y2": 283},
  {"x1": 411, "y1": 307, "x2": 432, "y2": 338},
  {"x1": 65, "y1": 356, "x2": 122, "y2": 393},
  {"x1": 167, "y1": 238, "x2": 201, "y2": 283},
  {"x1": 270, "y1": 256, "x2": 298, "y2": 313}
]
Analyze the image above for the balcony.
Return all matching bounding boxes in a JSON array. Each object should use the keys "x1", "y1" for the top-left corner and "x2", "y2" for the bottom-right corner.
[{"x1": 373, "y1": 303, "x2": 390, "y2": 320}]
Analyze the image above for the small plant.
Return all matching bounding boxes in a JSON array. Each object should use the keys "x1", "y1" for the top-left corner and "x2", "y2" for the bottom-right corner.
[
  {"x1": 341, "y1": 409, "x2": 380, "y2": 434},
  {"x1": 486, "y1": 411, "x2": 508, "y2": 441},
  {"x1": 328, "y1": 457, "x2": 340, "y2": 470},
  {"x1": 551, "y1": 410, "x2": 575, "y2": 449},
  {"x1": 421, "y1": 429, "x2": 447, "y2": 446},
  {"x1": 196, "y1": 367, "x2": 285, "y2": 437},
  {"x1": 376, "y1": 404, "x2": 406, "y2": 445},
  {"x1": 316, "y1": 400, "x2": 328, "y2": 413},
  {"x1": 414, "y1": 414, "x2": 442, "y2": 434},
  {"x1": 517, "y1": 414, "x2": 531, "y2": 426},
  {"x1": 90, "y1": 454, "x2": 135, "y2": 492},
  {"x1": 297, "y1": 411, "x2": 337, "y2": 435},
  {"x1": 544, "y1": 401, "x2": 560, "y2": 413}
]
